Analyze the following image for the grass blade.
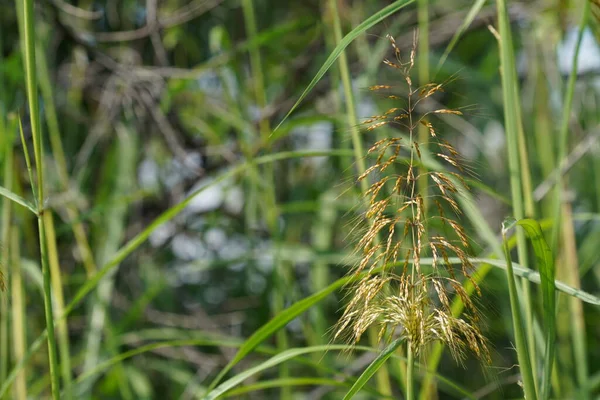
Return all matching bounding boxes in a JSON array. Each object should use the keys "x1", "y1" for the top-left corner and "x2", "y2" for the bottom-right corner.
[
  {"x1": 205, "y1": 277, "x2": 350, "y2": 392},
  {"x1": 435, "y1": 0, "x2": 487, "y2": 73},
  {"x1": 273, "y1": 0, "x2": 416, "y2": 132},
  {"x1": 502, "y1": 218, "x2": 538, "y2": 400},
  {"x1": 203, "y1": 345, "x2": 353, "y2": 400},
  {"x1": 0, "y1": 185, "x2": 36, "y2": 214},
  {"x1": 517, "y1": 219, "x2": 556, "y2": 399},
  {"x1": 343, "y1": 337, "x2": 404, "y2": 400}
]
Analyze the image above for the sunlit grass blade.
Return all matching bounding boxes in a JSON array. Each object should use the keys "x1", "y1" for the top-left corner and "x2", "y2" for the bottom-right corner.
[
  {"x1": 273, "y1": 0, "x2": 416, "y2": 133},
  {"x1": 343, "y1": 337, "x2": 404, "y2": 400}
]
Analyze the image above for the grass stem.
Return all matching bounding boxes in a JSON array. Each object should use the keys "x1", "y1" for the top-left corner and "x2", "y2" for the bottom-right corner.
[{"x1": 21, "y1": 0, "x2": 60, "y2": 397}]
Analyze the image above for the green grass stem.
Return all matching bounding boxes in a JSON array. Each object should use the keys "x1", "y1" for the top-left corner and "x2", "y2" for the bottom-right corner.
[{"x1": 21, "y1": 0, "x2": 60, "y2": 397}]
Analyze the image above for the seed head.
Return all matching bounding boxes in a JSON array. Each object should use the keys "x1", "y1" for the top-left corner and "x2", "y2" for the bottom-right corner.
[{"x1": 336, "y1": 34, "x2": 489, "y2": 365}]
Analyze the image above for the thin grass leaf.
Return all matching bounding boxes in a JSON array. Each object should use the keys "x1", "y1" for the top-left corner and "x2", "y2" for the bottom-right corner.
[
  {"x1": 203, "y1": 345, "x2": 355, "y2": 400},
  {"x1": 0, "y1": 186, "x2": 36, "y2": 214},
  {"x1": 205, "y1": 277, "x2": 350, "y2": 392},
  {"x1": 223, "y1": 378, "x2": 353, "y2": 398},
  {"x1": 435, "y1": 0, "x2": 486, "y2": 73},
  {"x1": 502, "y1": 218, "x2": 538, "y2": 400},
  {"x1": 517, "y1": 219, "x2": 555, "y2": 400},
  {"x1": 273, "y1": 0, "x2": 416, "y2": 133},
  {"x1": 343, "y1": 337, "x2": 404, "y2": 400},
  {"x1": 0, "y1": 149, "x2": 358, "y2": 395},
  {"x1": 74, "y1": 339, "x2": 240, "y2": 386}
]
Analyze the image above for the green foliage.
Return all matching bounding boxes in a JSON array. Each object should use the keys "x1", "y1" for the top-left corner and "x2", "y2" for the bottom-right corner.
[{"x1": 0, "y1": 0, "x2": 599, "y2": 399}]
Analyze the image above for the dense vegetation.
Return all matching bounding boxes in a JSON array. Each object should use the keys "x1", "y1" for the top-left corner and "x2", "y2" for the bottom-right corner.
[{"x1": 1, "y1": 0, "x2": 600, "y2": 399}]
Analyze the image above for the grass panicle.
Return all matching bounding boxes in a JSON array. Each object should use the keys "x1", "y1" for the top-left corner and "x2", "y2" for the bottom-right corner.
[{"x1": 335, "y1": 35, "x2": 490, "y2": 368}]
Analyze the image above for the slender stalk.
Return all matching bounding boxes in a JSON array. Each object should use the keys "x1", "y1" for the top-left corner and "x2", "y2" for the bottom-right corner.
[
  {"x1": 561, "y1": 202, "x2": 589, "y2": 399},
  {"x1": 0, "y1": 118, "x2": 14, "y2": 392},
  {"x1": 329, "y1": 0, "x2": 392, "y2": 394},
  {"x1": 21, "y1": 0, "x2": 60, "y2": 397},
  {"x1": 10, "y1": 227, "x2": 27, "y2": 400},
  {"x1": 495, "y1": 0, "x2": 538, "y2": 389},
  {"x1": 417, "y1": 0, "x2": 429, "y2": 214},
  {"x1": 406, "y1": 344, "x2": 415, "y2": 400},
  {"x1": 502, "y1": 222, "x2": 537, "y2": 400},
  {"x1": 550, "y1": 1, "x2": 590, "y2": 250},
  {"x1": 43, "y1": 212, "x2": 73, "y2": 399},
  {"x1": 330, "y1": 0, "x2": 366, "y2": 176}
]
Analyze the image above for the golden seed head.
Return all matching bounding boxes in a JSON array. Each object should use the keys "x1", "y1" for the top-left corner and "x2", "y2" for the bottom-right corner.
[{"x1": 336, "y1": 33, "x2": 488, "y2": 365}]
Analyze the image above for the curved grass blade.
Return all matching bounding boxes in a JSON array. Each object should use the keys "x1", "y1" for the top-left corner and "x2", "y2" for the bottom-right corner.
[
  {"x1": 223, "y1": 378, "x2": 354, "y2": 398},
  {"x1": 273, "y1": 0, "x2": 416, "y2": 133},
  {"x1": 435, "y1": 0, "x2": 486, "y2": 73},
  {"x1": 203, "y1": 345, "x2": 347, "y2": 400},
  {"x1": 343, "y1": 337, "x2": 404, "y2": 400},
  {"x1": 420, "y1": 257, "x2": 600, "y2": 306},
  {"x1": 74, "y1": 339, "x2": 243, "y2": 386},
  {"x1": 205, "y1": 277, "x2": 350, "y2": 392},
  {"x1": 517, "y1": 219, "x2": 555, "y2": 400},
  {"x1": 0, "y1": 186, "x2": 36, "y2": 214}
]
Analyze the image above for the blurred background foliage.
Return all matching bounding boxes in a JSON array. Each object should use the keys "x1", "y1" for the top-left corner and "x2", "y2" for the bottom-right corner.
[{"x1": 1, "y1": 0, "x2": 600, "y2": 398}]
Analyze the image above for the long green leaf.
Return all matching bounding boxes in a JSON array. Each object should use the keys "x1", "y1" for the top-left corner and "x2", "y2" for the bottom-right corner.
[
  {"x1": 0, "y1": 186, "x2": 36, "y2": 214},
  {"x1": 273, "y1": 0, "x2": 416, "y2": 132},
  {"x1": 517, "y1": 219, "x2": 556, "y2": 400},
  {"x1": 222, "y1": 377, "x2": 393, "y2": 399},
  {"x1": 502, "y1": 218, "x2": 538, "y2": 400},
  {"x1": 343, "y1": 338, "x2": 404, "y2": 400},
  {"x1": 203, "y1": 345, "x2": 346, "y2": 400},
  {"x1": 4, "y1": 222, "x2": 599, "y2": 396},
  {"x1": 205, "y1": 277, "x2": 350, "y2": 392},
  {"x1": 223, "y1": 378, "x2": 355, "y2": 398},
  {"x1": 435, "y1": 0, "x2": 486, "y2": 73}
]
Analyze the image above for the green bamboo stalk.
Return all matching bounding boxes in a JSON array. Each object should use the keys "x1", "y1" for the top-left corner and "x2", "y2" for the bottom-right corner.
[
  {"x1": 502, "y1": 220, "x2": 537, "y2": 400},
  {"x1": 21, "y1": 0, "x2": 60, "y2": 397}
]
